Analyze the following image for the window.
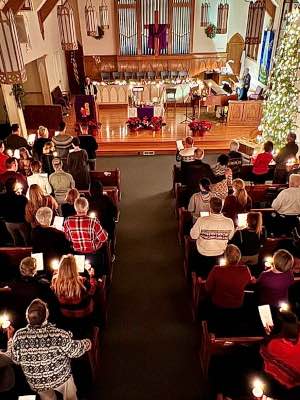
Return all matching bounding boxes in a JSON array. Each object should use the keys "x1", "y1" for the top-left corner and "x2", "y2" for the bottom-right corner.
[
  {"x1": 200, "y1": 2, "x2": 210, "y2": 27},
  {"x1": 245, "y1": 0, "x2": 265, "y2": 60},
  {"x1": 217, "y1": 2, "x2": 229, "y2": 34}
]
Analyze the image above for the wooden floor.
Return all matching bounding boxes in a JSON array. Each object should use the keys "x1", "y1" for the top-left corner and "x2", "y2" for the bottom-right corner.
[{"x1": 67, "y1": 105, "x2": 258, "y2": 156}]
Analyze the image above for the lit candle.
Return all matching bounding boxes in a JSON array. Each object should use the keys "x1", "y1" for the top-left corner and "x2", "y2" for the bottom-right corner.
[
  {"x1": 279, "y1": 302, "x2": 289, "y2": 312},
  {"x1": 0, "y1": 313, "x2": 10, "y2": 329},
  {"x1": 51, "y1": 259, "x2": 60, "y2": 271},
  {"x1": 53, "y1": 151, "x2": 58, "y2": 157},
  {"x1": 252, "y1": 378, "x2": 264, "y2": 399},
  {"x1": 219, "y1": 257, "x2": 226, "y2": 266},
  {"x1": 89, "y1": 212, "x2": 96, "y2": 219},
  {"x1": 264, "y1": 256, "x2": 273, "y2": 268}
]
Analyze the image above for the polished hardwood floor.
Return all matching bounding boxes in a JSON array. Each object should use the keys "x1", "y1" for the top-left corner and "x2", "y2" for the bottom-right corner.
[{"x1": 67, "y1": 105, "x2": 258, "y2": 156}]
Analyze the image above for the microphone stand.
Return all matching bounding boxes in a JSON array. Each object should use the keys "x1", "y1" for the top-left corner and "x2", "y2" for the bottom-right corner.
[{"x1": 180, "y1": 95, "x2": 193, "y2": 124}]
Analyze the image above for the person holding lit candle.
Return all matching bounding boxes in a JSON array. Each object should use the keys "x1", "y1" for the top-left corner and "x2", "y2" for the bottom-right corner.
[
  {"x1": 273, "y1": 133, "x2": 298, "y2": 184},
  {"x1": 222, "y1": 178, "x2": 252, "y2": 224},
  {"x1": 256, "y1": 249, "x2": 294, "y2": 307}
]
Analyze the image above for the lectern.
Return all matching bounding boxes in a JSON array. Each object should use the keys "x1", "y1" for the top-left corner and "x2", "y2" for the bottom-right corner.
[{"x1": 74, "y1": 95, "x2": 98, "y2": 124}]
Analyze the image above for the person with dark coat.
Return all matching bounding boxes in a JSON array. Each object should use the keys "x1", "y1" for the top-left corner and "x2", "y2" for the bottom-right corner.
[
  {"x1": 0, "y1": 157, "x2": 28, "y2": 194},
  {"x1": 31, "y1": 207, "x2": 71, "y2": 273},
  {"x1": 32, "y1": 126, "x2": 50, "y2": 161},
  {"x1": 273, "y1": 133, "x2": 299, "y2": 183},
  {"x1": 67, "y1": 137, "x2": 90, "y2": 190},
  {"x1": 78, "y1": 124, "x2": 98, "y2": 171},
  {"x1": 5, "y1": 124, "x2": 29, "y2": 151}
]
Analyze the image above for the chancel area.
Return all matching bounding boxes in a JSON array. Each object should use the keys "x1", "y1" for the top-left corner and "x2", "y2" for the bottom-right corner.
[{"x1": 0, "y1": 0, "x2": 300, "y2": 399}]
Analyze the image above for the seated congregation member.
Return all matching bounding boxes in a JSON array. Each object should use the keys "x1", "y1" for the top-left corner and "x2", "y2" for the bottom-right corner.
[
  {"x1": 252, "y1": 140, "x2": 274, "y2": 183},
  {"x1": 89, "y1": 181, "x2": 118, "y2": 243},
  {"x1": 18, "y1": 147, "x2": 32, "y2": 177},
  {"x1": 26, "y1": 160, "x2": 52, "y2": 196},
  {"x1": 178, "y1": 136, "x2": 196, "y2": 165},
  {"x1": 269, "y1": 174, "x2": 300, "y2": 235},
  {"x1": 25, "y1": 184, "x2": 58, "y2": 228},
  {"x1": 0, "y1": 178, "x2": 30, "y2": 245},
  {"x1": 183, "y1": 148, "x2": 225, "y2": 192},
  {"x1": 209, "y1": 310, "x2": 300, "y2": 400},
  {"x1": 51, "y1": 254, "x2": 96, "y2": 336},
  {"x1": 78, "y1": 124, "x2": 98, "y2": 171},
  {"x1": 274, "y1": 132, "x2": 298, "y2": 184},
  {"x1": 0, "y1": 140, "x2": 8, "y2": 174},
  {"x1": 227, "y1": 140, "x2": 243, "y2": 178},
  {"x1": 190, "y1": 197, "x2": 235, "y2": 278},
  {"x1": 32, "y1": 125, "x2": 49, "y2": 161},
  {"x1": 188, "y1": 178, "x2": 212, "y2": 219},
  {"x1": 67, "y1": 137, "x2": 90, "y2": 190},
  {"x1": 49, "y1": 157, "x2": 75, "y2": 205},
  {"x1": 205, "y1": 245, "x2": 253, "y2": 334},
  {"x1": 61, "y1": 188, "x2": 80, "y2": 218},
  {"x1": 51, "y1": 121, "x2": 73, "y2": 163},
  {"x1": 222, "y1": 178, "x2": 252, "y2": 224},
  {"x1": 0, "y1": 157, "x2": 28, "y2": 193},
  {"x1": 32, "y1": 207, "x2": 71, "y2": 271},
  {"x1": 231, "y1": 211, "x2": 263, "y2": 266},
  {"x1": 7, "y1": 256, "x2": 58, "y2": 329},
  {"x1": 64, "y1": 197, "x2": 108, "y2": 275},
  {"x1": 211, "y1": 154, "x2": 232, "y2": 200},
  {"x1": 5, "y1": 298, "x2": 91, "y2": 400},
  {"x1": 5, "y1": 123, "x2": 29, "y2": 151},
  {"x1": 256, "y1": 249, "x2": 294, "y2": 307},
  {"x1": 41, "y1": 141, "x2": 55, "y2": 176}
]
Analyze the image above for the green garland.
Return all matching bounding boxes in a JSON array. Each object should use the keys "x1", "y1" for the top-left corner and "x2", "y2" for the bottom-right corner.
[{"x1": 260, "y1": 10, "x2": 300, "y2": 149}]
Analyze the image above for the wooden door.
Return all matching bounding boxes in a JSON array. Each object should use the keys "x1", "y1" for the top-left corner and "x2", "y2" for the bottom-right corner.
[{"x1": 227, "y1": 33, "x2": 244, "y2": 76}]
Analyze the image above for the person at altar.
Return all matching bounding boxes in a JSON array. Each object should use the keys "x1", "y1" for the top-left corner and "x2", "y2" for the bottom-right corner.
[{"x1": 83, "y1": 76, "x2": 98, "y2": 99}]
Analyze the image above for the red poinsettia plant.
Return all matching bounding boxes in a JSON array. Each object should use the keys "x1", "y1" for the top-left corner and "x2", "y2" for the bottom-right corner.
[
  {"x1": 188, "y1": 120, "x2": 212, "y2": 132},
  {"x1": 126, "y1": 117, "x2": 141, "y2": 130},
  {"x1": 151, "y1": 116, "x2": 163, "y2": 131}
]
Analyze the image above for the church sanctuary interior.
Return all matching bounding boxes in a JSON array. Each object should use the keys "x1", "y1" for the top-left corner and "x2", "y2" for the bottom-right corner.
[{"x1": 1, "y1": 0, "x2": 300, "y2": 399}]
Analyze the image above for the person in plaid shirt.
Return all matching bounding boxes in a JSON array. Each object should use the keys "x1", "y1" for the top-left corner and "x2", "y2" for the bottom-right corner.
[{"x1": 64, "y1": 197, "x2": 108, "y2": 254}]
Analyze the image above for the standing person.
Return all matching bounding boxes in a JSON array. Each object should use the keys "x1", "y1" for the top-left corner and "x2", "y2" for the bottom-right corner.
[
  {"x1": 238, "y1": 68, "x2": 251, "y2": 100},
  {"x1": 178, "y1": 136, "x2": 196, "y2": 165},
  {"x1": 32, "y1": 126, "x2": 49, "y2": 161},
  {"x1": 0, "y1": 140, "x2": 8, "y2": 174},
  {"x1": 227, "y1": 140, "x2": 243, "y2": 178},
  {"x1": 25, "y1": 184, "x2": 58, "y2": 228},
  {"x1": 49, "y1": 158, "x2": 75, "y2": 205},
  {"x1": 188, "y1": 178, "x2": 212, "y2": 219},
  {"x1": 256, "y1": 249, "x2": 294, "y2": 307},
  {"x1": 0, "y1": 157, "x2": 28, "y2": 193},
  {"x1": 211, "y1": 154, "x2": 232, "y2": 200},
  {"x1": 27, "y1": 160, "x2": 52, "y2": 196},
  {"x1": 252, "y1": 141, "x2": 274, "y2": 183},
  {"x1": 274, "y1": 133, "x2": 299, "y2": 184},
  {"x1": 67, "y1": 137, "x2": 90, "y2": 190},
  {"x1": 41, "y1": 141, "x2": 55, "y2": 176},
  {"x1": 78, "y1": 124, "x2": 98, "y2": 171},
  {"x1": 0, "y1": 178, "x2": 30, "y2": 245},
  {"x1": 5, "y1": 298, "x2": 91, "y2": 400},
  {"x1": 84, "y1": 76, "x2": 98, "y2": 99},
  {"x1": 18, "y1": 147, "x2": 32, "y2": 177},
  {"x1": 222, "y1": 178, "x2": 252, "y2": 224},
  {"x1": 52, "y1": 121, "x2": 73, "y2": 164},
  {"x1": 5, "y1": 124, "x2": 29, "y2": 151},
  {"x1": 190, "y1": 197, "x2": 235, "y2": 278}
]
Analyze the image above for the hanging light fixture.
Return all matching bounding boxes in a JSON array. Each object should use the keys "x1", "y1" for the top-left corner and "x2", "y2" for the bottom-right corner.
[
  {"x1": 99, "y1": 0, "x2": 109, "y2": 30},
  {"x1": 57, "y1": 0, "x2": 78, "y2": 51},
  {"x1": 85, "y1": 0, "x2": 98, "y2": 36},
  {"x1": 0, "y1": 9, "x2": 27, "y2": 84}
]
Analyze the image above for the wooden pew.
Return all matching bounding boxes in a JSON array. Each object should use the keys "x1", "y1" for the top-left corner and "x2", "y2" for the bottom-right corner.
[
  {"x1": 178, "y1": 207, "x2": 193, "y2": 246},
  {"x1": 0, "y1": 247, "x2": 32, "y2": 281},
  {"x1": 174, "y1": 183, "x2": 190, "y2": 217},
  {"x1": 90, "y1": 169, "x2": 121, "y2": 201},
  {"x1": 172, "y1": 165, "x2": 182, "y2": 195},
  {"x1": 246, "y1": 183, "x2": 286, "y2": 207}
]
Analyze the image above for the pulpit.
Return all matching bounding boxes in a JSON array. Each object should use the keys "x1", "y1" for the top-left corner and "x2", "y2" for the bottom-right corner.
[{"x1": 74, "y1": 95, "x2": 98, "y2": 124}]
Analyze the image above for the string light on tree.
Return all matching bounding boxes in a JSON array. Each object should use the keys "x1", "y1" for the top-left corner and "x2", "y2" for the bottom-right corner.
[{"x1": 260, "y1": 9, "x2": 300, "y2": 149}]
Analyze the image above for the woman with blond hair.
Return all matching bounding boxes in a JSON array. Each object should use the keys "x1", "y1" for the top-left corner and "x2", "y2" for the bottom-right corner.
[
  {"x1": 61, "y1": 188, "x2": 80, "y2": 219},
  {"x1": 41, "y1": 141, "x2": 55, "y2": 175},
  {"x1": 33, "y1": 125, "x2": 49, "y2": 161},
  {"x1": 222, "y1": 178, "x2": 252, "y2": 223},
  {"x1": 18, "y1": 147, "x2": 32, "y2": 177},
  {"x1": 25, "y1": 184, "x2": 58, "y2": 227},
  {"x1": 51, "y1": 254, "x2": 96, "y2": 335}
]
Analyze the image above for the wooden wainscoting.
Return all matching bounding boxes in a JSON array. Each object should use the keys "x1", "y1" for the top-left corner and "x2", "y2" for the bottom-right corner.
[{"x1": 227, "y1": 100, "x2": 263, "y2": 127}]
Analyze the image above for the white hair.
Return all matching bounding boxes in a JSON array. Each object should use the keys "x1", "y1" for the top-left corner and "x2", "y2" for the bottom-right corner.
[{"x1": 36, "y1": 207, "x2": 53, "y2": 227}]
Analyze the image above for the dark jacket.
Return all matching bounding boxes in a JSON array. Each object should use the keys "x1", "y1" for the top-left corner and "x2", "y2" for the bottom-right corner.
[
  {"x1": 78, "y1": 135, "x2": 98, "y2": 160},
  {"x1": 32, "y1": 138, "x2": 49, "y2": 161},
  {"x1": 89, "y1": 195, "x2": 118, "y2": 237},
  {"x1": 5, "y1": 134, "x2": 29, "y2": 151},
  {"x1": 0, "y1": 171, "x2": 28, "y2": 194},
  {"x1": 182, "y1": 160, "x2": 225, "y2": 191},
  {"x1": 0, "y1": 192, "x2": 28, "y2": 223},
  {"x1": 276, "y1": 143, "x2": 299, "y2": 165}
]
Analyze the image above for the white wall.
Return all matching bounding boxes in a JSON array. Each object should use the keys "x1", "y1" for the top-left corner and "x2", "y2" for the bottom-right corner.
[
  {"x1": 78, "y1": 0, "x2": 117, "y2": 56},
  {"x1": 19, "y1": 7, "x2": 69, "y2": 92}
]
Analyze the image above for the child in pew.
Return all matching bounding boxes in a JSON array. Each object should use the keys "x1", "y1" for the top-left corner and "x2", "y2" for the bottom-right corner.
[{"x1": 208, "y1": 310, "x2": 300, "y2": 400}]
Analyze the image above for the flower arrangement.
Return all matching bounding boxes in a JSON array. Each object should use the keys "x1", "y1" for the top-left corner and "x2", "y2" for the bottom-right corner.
[
  {"x1": 151, "y1": 116, "x2": 163, "y2": 131},
  {"x1": 188, "y1": 120, "x2": 212, "y2": 136},
  {"x1": 126, "y1": 116, "x2": 164, "y2": 131},
  {"x1": 205, "y1": 24, "x2": 217, "y2": 39},
  {"x1": 126, "y1": 117, "x2": 141, "y2": 131}
]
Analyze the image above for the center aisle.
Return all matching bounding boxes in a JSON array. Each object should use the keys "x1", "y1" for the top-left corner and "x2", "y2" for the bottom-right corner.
[{"x1": 91, "y1": 155, "x2": 203, "y2": 399}]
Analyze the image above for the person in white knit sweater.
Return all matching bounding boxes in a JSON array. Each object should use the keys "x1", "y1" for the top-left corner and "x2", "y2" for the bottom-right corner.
[{"x1": 190, "y1": 197, "x2": 235, "y2": 277}]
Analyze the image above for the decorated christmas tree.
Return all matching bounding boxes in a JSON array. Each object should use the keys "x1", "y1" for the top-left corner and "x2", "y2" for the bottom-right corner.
[{"x1": 260, "y1": 9, "x2": 300, "y2": 149}]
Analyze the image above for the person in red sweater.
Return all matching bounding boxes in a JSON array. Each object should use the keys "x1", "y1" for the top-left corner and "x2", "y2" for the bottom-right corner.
[
  {"x1": 205, "y1": 244, "x2": 253, "y2": 309},
  {"x1": 252, "y1": 141, "x2": 274, "y2": 183},
  {"x1": 0, "y1": 140, "x2": 8, "y2": 174}
]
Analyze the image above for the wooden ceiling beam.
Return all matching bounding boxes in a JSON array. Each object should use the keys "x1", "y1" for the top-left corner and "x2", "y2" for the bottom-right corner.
[
  {"x1": 3, "y1": 0, "x2": 26, "y2": 14},
  {"x1": 38, "y1": 0, "x2": 59, "y2": 39}
]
